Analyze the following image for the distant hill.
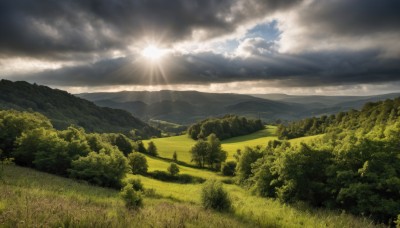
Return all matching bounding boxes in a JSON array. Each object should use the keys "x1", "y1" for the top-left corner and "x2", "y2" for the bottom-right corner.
[
  {"x1": 251, "y1": 93, "x2": 400, "y2": 107},
  {"x1": 77, "y1": 90, "x2": 312, "y2": 124},
  {"x1": 0, "y1": 80, "x2": 160, "y2": 138},
  {"x1": 77, "y1": 90, "x2": 400, "y2": 124}
]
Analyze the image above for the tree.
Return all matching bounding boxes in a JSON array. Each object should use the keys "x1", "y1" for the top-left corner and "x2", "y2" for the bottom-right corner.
[
  {"x1": 172, "y1": 151, "x2": 178, "y2": 162},
  {"x1": 128, "y1": 152, "x2": 148, "y2": 175},
  {"x1": 236, "y1": 146, "x2": 264, "y2": 183},
  {"x1": 137, "y1": 140, "x2": 147, "y2": 153},
  {"x1": 206, "y1": 134, "x2": 227, "y2": 169},
  {"x1": 147, "y1": 141, "x2": 158, "y2": 156},
  {"x1": 115, "y1": 134, "x2": 134, "y2": 156},
  {"x1": 201, "y1": 179, "x2": 231, "y2": 212},
  {"x1": 190, "y1": 139, "x2": 209, "y2": 168},
  {"x1": 167, "y1": 162, "x2": 180, "y2": 176}
]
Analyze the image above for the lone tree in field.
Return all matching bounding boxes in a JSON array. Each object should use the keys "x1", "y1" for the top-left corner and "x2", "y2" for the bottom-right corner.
[
  {"x1": 190, "y1": 134, "x2": 227, "y2": 169},
  {"x1": 128, "y1": 152, "x2": 148, "y2": 175},
  {"x1": 172, "y1": 151, "x2": 178, "y2": 162},
  {"x1": 167, "y1": 162, "x2": 180, "y2": 176},
  {"x1": 147, "y1": 141, "x2": 158, "y2": 156},
  {"x1": 190, "y1": 139, "x2": 209, "y2": 168}
]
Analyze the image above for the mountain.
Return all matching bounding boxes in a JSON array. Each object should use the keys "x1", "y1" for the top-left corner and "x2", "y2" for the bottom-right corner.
[
  {"x1": 78, "y1": 90, "x2": 400, "y2": 124},
  {"x1": 0, "y1": 80, "x2": 160, "y2": 137}
]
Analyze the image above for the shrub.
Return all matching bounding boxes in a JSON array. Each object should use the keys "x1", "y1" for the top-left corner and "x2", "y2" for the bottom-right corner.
[
  {"x1": 120, "y1": 184, "x2": 143, "y2": 210},
  {"x1": 201, "y1": 179, "x2": 231, "y2": 212},
  {"x1": 221, "y1": 161, "x2": 237, "y2": 176},
  {"x1": 172, "y1": 151, "x2": 178, "y2": 161},
  {"x1": 167, "y1": 162, "x2": 180, "y2": 176},
  {"x1": 128, "y1": 152, "x2": 148, "y2": 175},
  {"x1": 126, "y1": 178, "x2": 144, "y2": 191},
  {"x1": 69, "y1": 149, "x2": 129, "y2": 188}
]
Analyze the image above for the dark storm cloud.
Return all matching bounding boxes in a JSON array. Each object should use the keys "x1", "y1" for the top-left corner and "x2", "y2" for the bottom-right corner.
[
  {"x1": 298, "y1": 0, "x2": 400, "y2": 36},
  {"x1": 0, "y1": 0, "x2": 301, "y2": 59},
  {"x1": 16, "y1": 46, "x2": 400, "y2": 88}
]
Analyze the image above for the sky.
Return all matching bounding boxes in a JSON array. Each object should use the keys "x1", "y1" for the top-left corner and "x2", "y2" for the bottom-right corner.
[{"x1": 1, "y1": 0, "x2": 400, "y2": 95}]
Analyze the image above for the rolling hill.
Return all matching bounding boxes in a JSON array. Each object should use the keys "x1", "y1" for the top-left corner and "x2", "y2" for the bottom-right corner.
[
  {"x1": 0, "y1": 80, "x2": 160, "y2": 137},
  {"x1": 77, "y1": 90, "x2": 400, "y2": 125}
]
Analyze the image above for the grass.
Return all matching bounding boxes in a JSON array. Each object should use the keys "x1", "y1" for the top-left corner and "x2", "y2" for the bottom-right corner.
[
  {"x1": 1, "y1": 165, "x2": 381, "y2": 227},
  {"x1": 0, "y1": 165, "x2": 254, "y2": 227},
  {"x1": 144, "y1": 126, "x2": 323, "y2": 163},
  {"x1": 0, "y1": 128, "x2": 381, "y2": 227}
]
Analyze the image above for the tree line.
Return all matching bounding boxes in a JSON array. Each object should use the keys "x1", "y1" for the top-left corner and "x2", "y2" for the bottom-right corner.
[
  {"x1": 277, "y1": 98, "x2": 400, "y2": 139},
  {"x1": 0, "y1": 109, "x2": 158, "y2": 189},
  {"x1": 188, "y1": 115, "x2": 264, "y2": 140}
]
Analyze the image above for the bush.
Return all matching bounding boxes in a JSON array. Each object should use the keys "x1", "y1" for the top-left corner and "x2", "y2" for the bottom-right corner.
[
  {"x1": 167, "y1": 162, "x2": 180, "y2": 176},
  {"x1": 126, "y1": 178, "x2": 144, "y2": 191},
  {"x1": 128, "y1": 152, "x2": 148, "y2": 175},
  {"x1": 221, "y1": 161, "x2": 237, "y2": 176},
  {"x1": 69, "y1": 149, "x2": 129, "y2": 188},
  {"x1": 201, "y1": 179, "x2": 231, "y2": 212},
  {"x1": 147, "y1": 170, "x2": 205, "y2": 184},
  {"x1": 120, "y1": 184, "x2": 143, "y2": 210},
  {"x1": 172, "y1": 151, "x2": 178, "y2": 161}
]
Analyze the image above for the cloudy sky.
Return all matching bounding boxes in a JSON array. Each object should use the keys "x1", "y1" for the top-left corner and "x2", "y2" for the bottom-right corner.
[{"x1": 1, "y1": 0, "x2": 399, "y2": 95}]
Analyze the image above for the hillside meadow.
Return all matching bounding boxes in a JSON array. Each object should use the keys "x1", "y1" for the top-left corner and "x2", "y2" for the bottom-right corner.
[
  {"x1": 143, "y1": 126, "x2": 321, "y2": 164},
  {"x1": 0, "y1": 164, "x2": 380, "y2": 227}
]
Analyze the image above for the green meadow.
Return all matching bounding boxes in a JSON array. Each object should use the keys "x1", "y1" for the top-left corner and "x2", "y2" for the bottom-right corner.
[
  {"x1": 144, "y1": 126, "x2": 320, "y2": 164},
  {"x1": 1, "y1": 163, "x2": 380, "y2": 227}
]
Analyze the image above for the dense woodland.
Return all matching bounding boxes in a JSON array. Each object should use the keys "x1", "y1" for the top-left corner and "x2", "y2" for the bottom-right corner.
[
  {"x1": 236, "y1": 98, "x2": 400, "y2": 224},
  {"x1": 0, "y1": 110, "x2": 150, "y2": 188},
  {"x1": 0, "y1": 80, "x2": 160, "y2": 138},
  {"x1": 277, "y1": 98, "x2": 400, "y2": 139},
  {"x1": 188, "y1": 115, "x2": 264, "y2": 140}
]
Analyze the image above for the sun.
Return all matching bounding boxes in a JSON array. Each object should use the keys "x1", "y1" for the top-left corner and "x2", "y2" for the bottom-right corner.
[{"x1": 141, "y1": 45, "x2": 164, "y2": 60}]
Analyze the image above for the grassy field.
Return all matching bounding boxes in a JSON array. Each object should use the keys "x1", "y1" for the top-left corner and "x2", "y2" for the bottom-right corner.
[
  {"x1": 144, "y1": 126, "x2": 322, "y2": 164},
  {"x1": 1, "y1": 165, "x2": 381, "y2": 227}
]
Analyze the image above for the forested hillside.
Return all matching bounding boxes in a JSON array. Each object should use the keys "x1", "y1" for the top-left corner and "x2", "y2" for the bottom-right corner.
[
  {"x1": 277, "y1": 98, "x2": 400, "y2": 139},
  {"x1": 0, "y1": 80, "x2": 160, "y2": 138},
  {"x1": 233, "y1": 98, "x2": 400, "y2": 224}
]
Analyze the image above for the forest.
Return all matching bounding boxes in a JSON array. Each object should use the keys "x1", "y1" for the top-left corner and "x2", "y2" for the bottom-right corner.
[{"x1": 188, "y1": 115, "x2": 264, "y2": 140}]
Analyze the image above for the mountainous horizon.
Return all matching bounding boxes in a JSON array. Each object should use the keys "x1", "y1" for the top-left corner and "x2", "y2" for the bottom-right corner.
[{"x1": 77, "y1": 89, "x2": 400, "y2": 124}]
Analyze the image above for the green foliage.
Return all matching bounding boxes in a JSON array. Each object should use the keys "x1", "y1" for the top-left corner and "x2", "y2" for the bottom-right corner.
[
  {"x1": 0, "y1": 110, "x2": 52, "y2": 157},
  {"x1": 147, "y1": 141, "x2": 158, "y2": 156},
  {"x1": 173, "y1": 151, "x2": 178, "y2": 161},
  {"x1": 190, "y1": 139, "x2": 209, "y2": 168},
  {"x1": 128, "y1": 152, "x2": 148, "y2": 175},
  {"x1": 69, "y1": 150, "x2": 129, "y2": 188},
  {"x1": 0, "y1": 80, "x2": 161, "y2": 138},
  {"x1": 147, "y1": 170, "x2": 205, "y2": 184},
  {"x1": 188, "y1": 115, "x2": 264, "y2": 140},
  {"x1": 236, "y1": 146, "x2": 264, "y2": 183},
  {"x1": 221, "y1": 161, "x2": 236, "y2": 176},
  {"x1": 124, "y1": 177, "x2": 144, "y2": 192},
  {"x1": 277, "y1": 98, "x2": 400, "y2": 139},
  {"x1": 190, "y1": 134, "x2": 227, "y2": 168},
  {"x1": 201, "y1": 180, "x2": 231, "y2": 212},
  {"x1": 167, "y1": 162, "x2": 180, "y2": 176},
  {"x1": 114, "y1": 134, "x2": 135, "y2": 156},
  {"x1": 120, "y1": 184, "x2": 143, "y2": 210},
  {"x1": 243, "y1": 124, "x2": 400, "y2": 224},
  {"x1": 137, "y1": 140, "x2": 147, "y2": 153}
]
